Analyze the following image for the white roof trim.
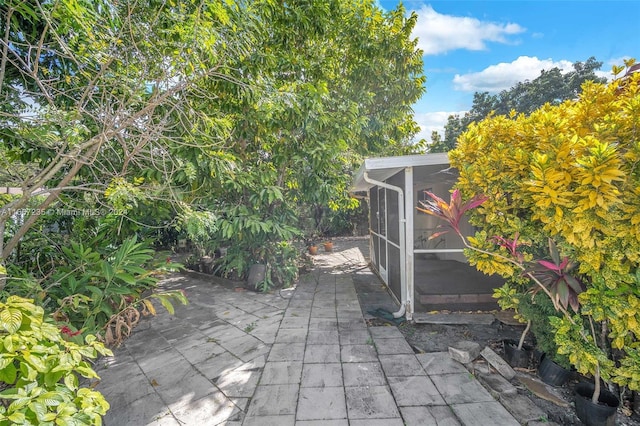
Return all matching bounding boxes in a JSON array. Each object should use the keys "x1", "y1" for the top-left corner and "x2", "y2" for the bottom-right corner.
[{"x1": 352, "y1": 153, "x2": 450, "y2": 192}]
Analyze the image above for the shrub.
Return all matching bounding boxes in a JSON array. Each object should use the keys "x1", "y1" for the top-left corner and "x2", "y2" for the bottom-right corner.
[
  {"x1": 0, "y1": 296, "x2": 112, "y2": 425},
  {"x1": 448, "y1": 60, "x2": 640, "y2": 399}
]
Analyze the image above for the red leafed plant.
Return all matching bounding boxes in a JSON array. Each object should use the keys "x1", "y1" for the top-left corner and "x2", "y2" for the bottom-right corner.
[{"x1": 416, "y1": 189, "x2": 488, "y2": 239}]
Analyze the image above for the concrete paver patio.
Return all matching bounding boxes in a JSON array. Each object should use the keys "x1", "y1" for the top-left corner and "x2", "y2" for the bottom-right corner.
[{"x1": 95, "y1": 239, "x2": 520, "y2": 425}]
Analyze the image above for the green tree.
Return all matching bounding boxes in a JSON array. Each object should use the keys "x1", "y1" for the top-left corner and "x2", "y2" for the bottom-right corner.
[
  {"x1": 177, "y1": 0, "x2": 426, "y2": 288},
  {"x1": 438, "y1": 57, "x2": 606, "y2": 151},
  {"x1": 0, "y1": 0, "x2": 259, "y2": 263}
]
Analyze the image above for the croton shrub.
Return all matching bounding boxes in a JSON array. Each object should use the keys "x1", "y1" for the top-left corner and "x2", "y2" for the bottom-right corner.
[{"x1": 448, "y1": 61, "x2": 640, "y2": 391}]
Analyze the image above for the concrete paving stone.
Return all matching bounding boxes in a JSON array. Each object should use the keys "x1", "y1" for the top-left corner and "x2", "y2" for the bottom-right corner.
[
  {"x1": 268, "y1": 342, "x2": 306, "y2": 361},
  {"x1": 218, "y1": 307, "x2": 246, "y2": 320},
  {"x1": 96, "y1": 352, "x2": 135, "y2": 370},
  {"x1": 399, "y1": 405, "x2": 461, "y2": 426},
  {"x1": 171, "y1": 389, "x2": 239, "y2": 425},
  {"x1": 342, "y1": 362, "x2": 387, "y2": 387},
  {"x1": 451, "y1": 401, "x2": 520, "y2": 426},
  {"x1": 339, "y1": 329, "x2": 371, "y2": 345},
  {"x1": 341, "y1": 344, "x2": 378, "y2": 363},
  {"x1": 214, "y1": 365, "x2": 262, "y2": 397},
  {"x1": 175, "y1": 338, "x2": 226, "y2": 365},
  {"x1": 275, "y1": 328, "x2": 308, "y2": 343},
  {"x1": 203, "y1": 324, "x2": 247, "y2": 343},
  {"x1": 337, "y1": 314, "x2": 364, "y2": 324},
  {"x1": 241, "y1": 415, "x2": 295, "y2": 426},
  {"x1": 228, "y1": 396, "x2": 250, "y2": 413},
  {"x1": 235, "y1": 355, "x2": 267, "y2": 372},
  {"x1": 368, "y1": 326, "x2": 404, "y2": 339},
  {"x1": 97, "y1": 371, "x2": 155, "y2": 403},
  {"x1": 373, "y1": 337, "x2": 415, "y2": 355},
  {"x1": 260, "y1": 361, "x2": 303, "y2": 385},
  {"x1": 349, "y1": 419, "x2": 404, "y2": 426},
  {"x1": 448, "y1": 340, "x2": 481, "y2": 364},
  {"x1": 245, "y1": 384, "x2": 299, "y2": 416},
  {"x1": 378, "y1": 354, "x2": 426, "y2": 377},
  {"x1": 296, "y1": 386, "x2": 348, "y2": 421},
  {"x1": 95, "y1": 359, "x2": 142, "y2": 388},
  {"x1": 309, "y1": 317, "x2": 339, "y2": 330},
  {"x1": 416, "y1": 352, "x2": 469, "y2": 375},
  {"x1": 304, "y1": 344, "x2": 341, "y2": 363},
  {"x1": 219, "y1": 334, "x2": 264, "y2": 357},
  {"x1": 301, "y1": 363, "x2": 343, "y2": 387},
  {"x1": 480, "y1": 346, "x2": 516, "y2": 380},
  {"x1": 310, "y1": 293, "x2": 332, "y2": 302},
  {"x1": 336, "y1": 308, "x2": 363, "y2": 318},
  {"x1": 499, "y1": 393, "x2": 548, "y2": 424},
  {"x1": 103, "y1": 392, "x2": 179, "y2": 426},
  {"x1": 307, "y1": 330, "x2": 340, "y2": 345},
  {"x1": 158, "y1": 323, "x2": 200, "y2": 342},
  {"x1": 144, "y1": 361, "x2": 218, "y2": 411},
  {"x1": 250, "y1": 315, "x2": 282, "y2": 330},
  {"x1": 237, "y1": 342, "x2": 271, "y2": 363},
  {"x1": 287, "y1": 300, "x2": 313, "y2": 309},
  {"x1": 279, "y1": 317, "x2": 310, "y2": 329},
  {"x1": 284, "y1": 308, "x2": 312, "y2": 318},
  {"x1": 228, "y1": 316, "x2": 265, "y2": 333},
  {"x1": 477, "y1": 371, "x2": 518, "y2": 396},
  {"x1": 345, "y1": 385, "x2": 401, "y2": 419},
  {"x1": 388, "y1": 375, "x2": 447, "y2": 406},
  {"x1": 295, "y1": 420, "x2": 348, "y2": 426},
  {"x1": 251, "y1": 306, "x2": 285, "y2": 319},
  {"x1": 194, "y1": 351, "x2": 245, "y2": 381},
  {"x1": 337, "y1": 318, "x2": 368, "y2": 330},
  {"x1": 247, "y1": 327, "x2": 278, "y2": 344},
  {"x1": 310, "y1": 308, "x2": 337, "y2": 319},
  {"x1": 124, "y1": 332, "x2": 171, "y2": 358},
  {"x1": 430, "y1": 373, "x2": 495, "y2": 405}
]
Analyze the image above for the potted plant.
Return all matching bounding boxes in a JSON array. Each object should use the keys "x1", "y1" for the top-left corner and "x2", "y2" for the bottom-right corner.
[
  {"x1": 323, "y1": 240, "x2": 333, "y2": 252},
  {"x1": 493, "y1": 285, "x2": 533, "y2": 368},
  {"x1": 308, "y1": 243, "x2": 318, "y2": 255},
  {"x1": 574, "y1": 381, "x2": 620, "y2": 426}
]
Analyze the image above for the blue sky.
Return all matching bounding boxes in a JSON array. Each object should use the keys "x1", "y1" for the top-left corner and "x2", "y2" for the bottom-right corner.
[{"x1": 376, "y1": 1, "x2": 640, "y2": 140}]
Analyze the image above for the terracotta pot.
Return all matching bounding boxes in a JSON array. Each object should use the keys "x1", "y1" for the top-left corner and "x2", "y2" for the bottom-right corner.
[
  {"x1": 323, "y1": 242, "x2": 333, "y2": 252},
  {"x1": 308, "y1": 245, "x2": 318, "y2": 255}
]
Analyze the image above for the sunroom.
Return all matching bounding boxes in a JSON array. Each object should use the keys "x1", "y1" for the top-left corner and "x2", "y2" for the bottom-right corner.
[{"x1": 352, "y1": 153, "x2": 504, "y2": 321}]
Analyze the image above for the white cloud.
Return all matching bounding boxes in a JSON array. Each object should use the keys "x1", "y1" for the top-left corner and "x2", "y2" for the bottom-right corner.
[
  {"x1": 453, "y1": 56, "x2": 574, "y2": 93},
  {"x1": 413, "y1": 5, "x2": 525, "y2": 55},
  {"x1": 413, "y1": 110, "x2": 467, "y2": 141}
]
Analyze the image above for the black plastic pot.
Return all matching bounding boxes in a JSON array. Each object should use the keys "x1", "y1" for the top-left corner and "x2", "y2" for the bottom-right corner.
[
  {"x1": 503, "y1": 339, "x2": 532, "y2": 368},
  {"x1": 538, "y1": 353, "x2": 571, "y2": 386},
  {"x1": 574, "y1": 382, "x2": 619, "y2": 426}
]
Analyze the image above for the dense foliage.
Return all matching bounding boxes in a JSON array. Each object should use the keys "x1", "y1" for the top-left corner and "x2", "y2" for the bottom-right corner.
[
  {"x1": 428, "y1": 57, "x2": 606, "y2": 152},
  {"x1": 0, "y1": 297, "x2": 112, "y2": 425},
  {"x1": 0, "y1": 0, "x2": 425, "y2": 292},
  {"x1": 449, "y1": 61, "x2": 640, "y2": 395}
]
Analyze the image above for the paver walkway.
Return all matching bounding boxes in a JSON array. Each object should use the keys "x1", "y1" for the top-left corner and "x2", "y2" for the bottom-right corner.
[{"x1": 95, "y1": 239, "x2": 520, "y2": 425}]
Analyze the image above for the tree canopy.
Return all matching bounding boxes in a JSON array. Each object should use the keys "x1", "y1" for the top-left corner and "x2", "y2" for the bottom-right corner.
[
  {"x1": 428, "y1": 57, "x2": 606, "y2": 152},
  {"x1": 0, "y1": 0, "x2": 425, "y2": 288}
]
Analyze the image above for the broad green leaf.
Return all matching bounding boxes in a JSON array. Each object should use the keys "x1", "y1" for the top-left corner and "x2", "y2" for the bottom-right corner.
[{"x1": 0, "y1": 308, "x2": 22, "y2": 334}]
